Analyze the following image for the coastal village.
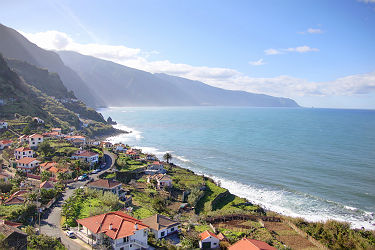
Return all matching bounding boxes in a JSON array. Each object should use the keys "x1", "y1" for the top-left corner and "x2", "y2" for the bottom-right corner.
[{"x1": 0, "y1": 117, "x2": 374, "y2": 250}]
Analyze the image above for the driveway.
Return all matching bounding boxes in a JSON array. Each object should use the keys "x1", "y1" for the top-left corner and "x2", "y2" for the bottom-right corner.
[{"x1": 39, "y1": 151, "x2": 116, "y2": 249}]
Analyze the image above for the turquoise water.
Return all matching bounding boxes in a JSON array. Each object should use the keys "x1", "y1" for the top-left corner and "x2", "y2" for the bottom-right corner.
[{"x1": 99, "y1": 107, "x2": 375, "y2": 229}]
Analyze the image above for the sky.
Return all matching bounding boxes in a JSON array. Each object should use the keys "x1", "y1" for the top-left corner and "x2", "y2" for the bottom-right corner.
[{"x1": 1, "y1": 0, "x2": 375, "y2": 108}]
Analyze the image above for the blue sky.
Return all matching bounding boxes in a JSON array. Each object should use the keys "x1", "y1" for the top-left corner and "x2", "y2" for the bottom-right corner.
[{"x1": 1, "y1": 0, "x2": 375, "y2": 108}]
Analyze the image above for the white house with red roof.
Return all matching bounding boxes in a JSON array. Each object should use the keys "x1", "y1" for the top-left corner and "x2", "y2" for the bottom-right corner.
[
  {"x1": 228, "y1": 238, "x2": 276, "y2": 250},
  {"x1": 71, "y1": 150, "x2": 99, "y2": 165},
  {"x1": 65, "y1": 135, "x2": 86, "y2": 144},
  {"x1": 199, "y1": 230, "x2": 220, "y2": 249},
  {"x1": 28, "y1": 133, "x2": 44, "y2": 148},
  {"x1": 16, "y1": 157, "x2": 40, "y2": 172},
  {"x1": 145, "y1": 161, "x2": 166, "y2": 175},
  {"x1": 0, "y1": 139, "x2": 13, "y2": 150},
  {"x1": 76, "y1": 211, "x2": 149, "y2": 250},
  {"x1": 14, "y1": 147, "x2": 34, "y2": 159}
]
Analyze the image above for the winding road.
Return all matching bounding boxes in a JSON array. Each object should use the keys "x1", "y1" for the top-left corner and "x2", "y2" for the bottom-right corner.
[{"x1": 39, "y1": 151, "x2": 116, "y2": 249}]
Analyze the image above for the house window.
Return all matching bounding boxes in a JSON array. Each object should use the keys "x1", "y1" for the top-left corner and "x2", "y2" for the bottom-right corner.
[
  {"x1": 120, "y1": 248, "x2": 124, "y2": 250},
  {"x1": 171, "y1": 227, "x2": 175, "y2": 232},
  {"x1": 161, "y1": 231, "x2": 165, "y2": 237},
  {"x1": 123, "y1": 236, "x2": 129, "y2": 243}
]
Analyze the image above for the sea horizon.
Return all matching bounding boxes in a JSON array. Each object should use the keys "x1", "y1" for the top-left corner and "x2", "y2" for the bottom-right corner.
[{"x1": 100, "y1": 106, "x2": 375, "y2": 230}]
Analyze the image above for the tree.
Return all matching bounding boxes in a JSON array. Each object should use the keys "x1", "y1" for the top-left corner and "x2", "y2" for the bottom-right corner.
[
  {"x1": 40, "y1": 171, "x2": 51, "y2": 182},
  {"x1": 163, "y1": 152, "x2": 172, "y2": 163},
  {"x1": 38, "y1": 141, "x2": 55, "y2": 157},
  {"x1": 22, "y1": 125, "x2": 31, "y2": 135}
]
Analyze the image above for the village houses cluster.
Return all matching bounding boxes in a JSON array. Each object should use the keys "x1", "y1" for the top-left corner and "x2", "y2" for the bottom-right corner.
[{"x1": 0, "y1": 119, "x2": 277, "y2": 250}]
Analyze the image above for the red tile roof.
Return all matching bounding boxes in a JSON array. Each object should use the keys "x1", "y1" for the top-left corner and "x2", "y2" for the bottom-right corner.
[
  {"x1": 0, "y1": 219, "x2": 22, "y2": 228},
  {"x1": 40, "y1": 162, "x2": 58, "y2": 170},
  {"x1": 4, "y1": 196, "x2": 25, "y2": 205},
  {"x1": 16, "y1": 157, "x2": 39, "y2": 165},
  {"x1": 29, "y1": 133, "x2": 43, "y2": 138},
  {"x1": 40, "y1": 181, "x2": 54, "y2": 189},
  {"x1": 76, "y1": 211, "x2": 148, "y2": 240},
  {"x1": 200, "y1": 230, "x2": 219, "y2": 240},
  {"x1": 229, "y1": 238, "x2": 277, "y2": 250},
  {"x1": 87, "y1": 179, "x2": 121, "y2": 189},
  {"x1": 14, "y1": 147, "x2": 32, "y2": 152},
  {"x1": 0, "y1": 140, "x2": 13, "y2": 144}
]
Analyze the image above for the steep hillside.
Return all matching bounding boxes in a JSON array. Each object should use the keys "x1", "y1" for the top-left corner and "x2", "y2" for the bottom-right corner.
[
  {"x1": 58, "y1": 50, "x2": 299, "y2": 107},
  {"x1": 0, "y1": 23, "x2": 104, "y2": 107},
  {"x1": 6, "y1": 58, "x2": 106, "y2": 123},
  {"x1": 0, "y1": 53, "x2": 117, "y2": 137}
]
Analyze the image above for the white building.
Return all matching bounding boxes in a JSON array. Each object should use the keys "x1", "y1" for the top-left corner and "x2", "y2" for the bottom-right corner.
[
  {"x1": 0, "y1": 140, "x2": 13, "y2": 150},
  {"x1": 71, "y1": 150, "x2": 99, "y2": 165},
  {"x1": 76, "y1": 211, "x2": 149, "y2": 250},
  {"x1": 28, "y1": 134, "x2": 44, "y2": 148},
  {"x1": 16, "y1": 157, "x2": 40, "y2": 173},
  {"x1": 147, "y1": 174, "x2": 172, "y2": 189},
  {"x1": 14, "y1": 147, "x2": 34, "y2": 160},
  {"x1": 199, "y1": 230, "x2": 220, "y2": 249},
  {"x1": 32, "y1": 117, "x2": 44, "y2": 124},
  {"x1": 141, "y1": 214, "x2": 180, "y2": 239},
  {"x1": 0, "y1": 121, "x2": 8, "y2": 129}
]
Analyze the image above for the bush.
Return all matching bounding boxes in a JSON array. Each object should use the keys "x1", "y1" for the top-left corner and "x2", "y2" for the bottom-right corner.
[{"x1": 28, "y1": 234, "x2": 65, "y2": 250}]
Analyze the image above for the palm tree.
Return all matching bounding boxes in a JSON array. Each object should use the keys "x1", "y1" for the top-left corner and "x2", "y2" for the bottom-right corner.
[{"x1": 163, "y1": 153, "x2": 172, "y2": 163}]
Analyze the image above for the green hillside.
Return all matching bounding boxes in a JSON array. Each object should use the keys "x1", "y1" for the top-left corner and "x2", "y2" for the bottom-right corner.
[{"x1": 0, "y1": 53, "x2": 118, "y2": 137}]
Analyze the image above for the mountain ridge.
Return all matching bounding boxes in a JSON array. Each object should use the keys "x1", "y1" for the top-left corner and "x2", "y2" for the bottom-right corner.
[{"x1": 58, "y1": 50, "x2": 300, "y2": 107}]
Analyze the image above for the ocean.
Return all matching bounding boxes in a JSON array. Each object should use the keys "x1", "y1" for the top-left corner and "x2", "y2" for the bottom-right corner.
[{"x1": 99, "y1": 107, "x2": 375, "y2": 229}]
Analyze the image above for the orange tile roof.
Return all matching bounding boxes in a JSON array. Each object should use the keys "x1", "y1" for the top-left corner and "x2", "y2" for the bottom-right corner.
[
  {"x1": 87, "y1": 179, "x2": 121, "y2": 189},
  {"x1": 77, "y1": 211, "x2": 148, "y2": 240},
  {"x1": 48, "y1": 166, "x2": 68, "y2": 174},
  {"x1": 4, "y1": 196, "x2": 25, "y2": 205},
  {"x1": 200, "y1": 230, "x2": 219, "y2": 240},
  {"x1": 14, "y1": 147, "x2": 32, "y2": 152},
  {"x1": 40, "y1": 162, "x2": 58, "y2": 170},
  {"x1": 29, "y1": 133, "x2": 43, "y2": 138},
  {"x1": 16, "y1": 157, "x2": 39, "y2": 164},
  {"x1": 0, "y1": 140, "x2": 13, "y2": 144},
  {"x1": 40, "y1": 181, "x2": 54, "y2": 189},
  {"x1": 229, "y1": 238, "x2": 277, "y2": 250}
]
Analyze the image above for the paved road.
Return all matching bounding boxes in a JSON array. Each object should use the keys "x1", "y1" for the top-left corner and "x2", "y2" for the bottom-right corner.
[{"x1": 39, "y1": 152, "x2": 116, "y2": 249}]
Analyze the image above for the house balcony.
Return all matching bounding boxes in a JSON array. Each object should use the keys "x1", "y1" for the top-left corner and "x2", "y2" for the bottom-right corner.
[{"x1": 115, "y1": 239, "x2": 148, "y2": 249}]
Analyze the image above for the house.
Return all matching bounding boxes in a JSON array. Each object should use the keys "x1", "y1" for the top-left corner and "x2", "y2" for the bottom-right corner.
[
  {"x1": 18, "y1": 135, "x2": 29, "y2": 144},
  {"x1": 14, "y1": 147, "x2": 34, "y2": 159},
  {"x1": 199, "y1": 230, "x2": 220, "y2": 249},
  {"x1": 47, "y1": 166, "x2": 70, "y2": 177},
  {"x1": 145, "y1": 161, "x2": 166, "y2": 175},
  {"x1": 71, "y1": 150, "x2": 99, "y2": 165},
  {"x1": 229, "y1": 238, "x2": 277, "y2": 250},
  {"x1": 125, "y1": 149, "x2": 139, "y2": 159},
  {"x1": 146, "y1": 154, "x2": 157, "y2": 161},
  {"x1": 16, "y1": 157, "x2": 40, "y2": 172},
  {"x1": 76, "y1": 211, "x2": 149, "y2": 250},
  {"x1": 87, "y1": 179, "x2": 124, "y2": 196},
  {"x1": 40, "y1": 161, "x2": 59, "y2": 172},
  {"x1": 0, "y1": 221, "x2": 27, "y2": 249},
  {"x1": 141, "y1": 214, "x2": 180, "y2": 239},
  {"x1": 32, "y1": 117, "x2": 44, "y2": 124},
  {"x1": 3, "y1": 190, "x2": 28, "y2": 206},
  {"x1": 65, "y1": 135, "x2": 86, "y2": 144},
  {"x1": 0, "y1": 121, "x2": 8, "y2": 129},
  {"x1": 28, "y1": 133, "x2": 44, "y2": 148},
  {"x1": 115, "y1": 144, "x2": 127, "y2": 152},
  {"x1": 147, "y1": 174, "x2": 172, "y2": 189},
  {"x1": 0, "y1": 139, "x2": 13, "y2": 150},
  {"x1": 51, "y1": 128, "x2": 62, "y2": 133},
  {"x1": 101, "y1": 141, "x2": 113, "y2": 148},
  {"x1": 40, "y1": 181, "x2": 54, "y2": 190},
  {"x1": 42, "y1": 131, "x2": 60, "y2": 139}
]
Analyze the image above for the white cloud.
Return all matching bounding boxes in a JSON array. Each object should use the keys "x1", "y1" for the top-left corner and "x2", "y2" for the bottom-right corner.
[
  {"x1": 307, "y1": 28, "x2": 323, "y2": 34},
  {"x1": 299, "y1": 28, "x2": 323, "y2": 34},
  {"x1": 265, "y1": 45, "x2": 319, "y2": 55},
  {"x1": 249, "y1": 58, "x2": 266, "y2": 66},
  {"x1": 264, "y1": 48, "x2": 282, "y2": 55},
  {"x1": 19, "y1": 30, "x2": 375, "y2": 101},
  {"x1": 285, "y1": 45, "x2": 319, "y2": 53}
]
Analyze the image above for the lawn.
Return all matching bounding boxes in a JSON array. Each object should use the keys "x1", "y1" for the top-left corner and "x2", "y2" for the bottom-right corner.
[{"x1": 195, "y1": 180, "x2": 227, "y2": 214}]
